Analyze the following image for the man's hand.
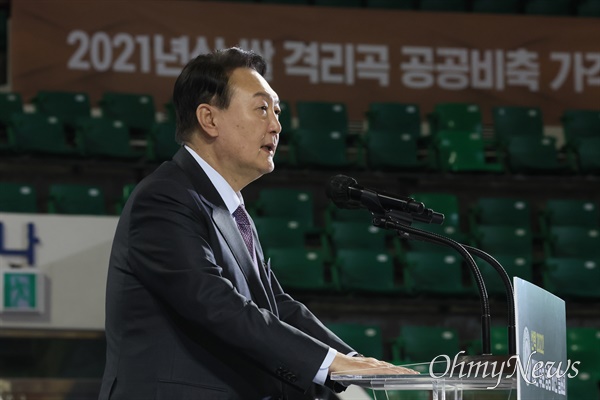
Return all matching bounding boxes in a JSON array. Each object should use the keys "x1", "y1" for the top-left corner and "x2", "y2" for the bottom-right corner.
[{"x1": 329, "y1": 352, "x2": 420, "y2": 376}]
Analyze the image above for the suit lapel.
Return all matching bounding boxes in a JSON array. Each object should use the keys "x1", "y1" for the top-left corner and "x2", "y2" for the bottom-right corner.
[{"x1": 172, "y1": 149, "x2": 273, "y2": 311}]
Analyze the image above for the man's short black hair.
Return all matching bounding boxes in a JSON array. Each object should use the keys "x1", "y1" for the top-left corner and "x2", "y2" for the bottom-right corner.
[{"x1": 172, "y1": 47, "x2": 267, "y2": 143}]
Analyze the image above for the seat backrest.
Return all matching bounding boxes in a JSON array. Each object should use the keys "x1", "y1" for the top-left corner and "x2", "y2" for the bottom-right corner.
[
  {"x1": 336, "y1": 249, "x2": 396, "y2": 292},
  {"x1": 256, "y1": 188, "x2": 314, "y2": 228},
  {"x1": 100, "y1": 92, "x2": 156, "y2": 132},
  {"x1": 267, "y1": 248, "x2": 328, "y2": 290},
  {"x1": 544, "y1": 257, "x2": 600, "y2": 299},
  {"x1": 253, "y1": 217, "x2": 306, "y2": 249},
  {"x1": 550, "y1": 226, "x2": 600, "y2": 258},
  {"x1": 296, "y1": 101, "x2": 348, "y2": 135},
  {"x1": 10, "y1": 114, "x2": 74, "y2": 155},
  {"x1": 398, "y1": 325, "x2": 460, "y2": 362},
  {"x1": 367, "y1": 102, "x2": 421, "y2": 136},
  {"x1": 410, "y1": 192, "x2": 460, "y2": 227},
  {"x1": 404, "y1": 252, "x2": 465, "y2": 294},
  {"x1": 493, "y1": 106, "x2": 544, "y2": 142},
  {"x1": 431, "y1": 103, "x2": 482, "y2": 134},
  {"x1": 0, "y1": 93, "x2": 23, "y2": 126},
  {"x1": 326, "y1": 322, "x2": 384, "y2": 360},
  {"x1": 33, "y1": 91, "x2": 90, "y2": 126},
  {"x1": 562, "y1": 109, "x2": 600, "y2": 143},
  {"x1": 0, "y1": 182, "x2": 37, "y2": 213},
  {"x1": 76, "y1": 117, "x2": 136, "y2": 158},
  {"x1": 48, "y1": 184, "x2": 106, "y2": 215},
  {"x1": 477, "y1": 225, "x2": 533, "y2": 255},
  {"x1": 473, "y1": 197, "x2": 531, "y2": 227},
  {"x1": 544, "y1": 199, "x2": 599, "y2": 228},
  {"x1": 331, "y1": 221, "x2": 387, "y2": 251},
  {"x1": 148, "y1": 121, "x2": 180, "y2": 161}
]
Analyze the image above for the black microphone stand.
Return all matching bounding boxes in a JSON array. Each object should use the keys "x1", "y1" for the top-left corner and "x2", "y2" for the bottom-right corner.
[{"x1": 359, "y1": 190, "x2": 517, "y2": 357}]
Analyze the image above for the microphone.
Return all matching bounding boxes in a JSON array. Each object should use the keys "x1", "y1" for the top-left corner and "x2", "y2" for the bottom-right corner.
[{"x1": 326, "y1": 175, "x2": 444, "y2": 225}]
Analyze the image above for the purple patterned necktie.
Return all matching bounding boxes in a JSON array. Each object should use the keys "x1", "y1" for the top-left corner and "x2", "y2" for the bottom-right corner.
[{"x1": 233, "y1": 205, "x2": 255, "y2": 261}]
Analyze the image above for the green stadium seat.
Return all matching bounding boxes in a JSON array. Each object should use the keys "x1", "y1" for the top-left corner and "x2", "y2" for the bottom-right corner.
[
  {"x1": 334, "y1": 249, "x2": 400, "y2": 293},
  {"x1": 295, "y1": 101, "x2": 348, "y2": 136},
  {"x1": 469, "y1": 197, "x2": 532, "y2": 228},
  {"x1": 428, "y1": 103, "x2": 482, "y2": 135},
  {"x1": 567, "y1": 327, "x2": 600, "y2": 376},
  {"x1": 253, "y1": 217, "x2": 307, "y2": 250},
  {"x1": 289, "y1": 128, "x2": 353, "y2": 168},
  {"x1": 254, "y1": 188, "x2": 315, "y2": 229},
  {"x1": 364, "y1": 131, "x2": 423, "y2": 171},
  {"x1": 267, "y1": 247, "x2": 331, "y2": 290},
  {"x1": 578, "y1": 0, "x2": 600, "y2": 16},
  {"x1": 100, "y1": 92, "x2": 156, "y2": 134},
  {"x1": 561, "y1": 109, "x2": 600, "y2": 145},
  {"x1": 0, "y1": 182, "x2": 37, "y2": 213},
  {"x1": 399, "y1": 223, "x2": 465, "y2": 254},
  {"x1": 410, "y1": 192, "x2": 460, "y2": 227},
  {"x1": 434, "y1": 131, "x2": 503, "y2": 173},
  {"x1": 0, "y1": 93, "x2": 23, "y2": 127},
  {"x1": 472, "y1": 0, "x2": 520, "y2": 14},
  {"x1": 48, "y1": 184, "x2": 106, "y2": 215},
  {"x1": 314, "y1": 0, "x2": 361, "y2": 6},
  {"x1": 324, "y1": 204, "x2": 373, "y2": 230},
  {"x1": 326, "y1": 322, "x2": 384, "y2": 360},
  {"x1": 475, "y1": 225, "x2": 533, "y2": 256},
  {"x1": 539, "y1": 199, "x2": 599, "y2": 235},
  {"x1": 574, "y1": 137, "x2": 600, "y2": 174},
  {"x1": 366, "y1": 0, "x2": 416, "y2": 9},
  {"x1": 543, "y1": 257, "x2": 600, "y2": 299},
  {"x1": 115, "y1": 183, "x2": 137, "y2": 214},
  {"x1": 366, "y1": 103, "x2": 421, "y2": 138},
  {"x1": 75, "y1": 117, "x2": 143, "y2": 159},
  {"x1": 492, "y1": 106, "x2": 544, "y2": 145},
  {"x1": 403, "y1": 252, "x2": 466, "y2": 295},
  {"x1": 147, "y1": 121, "x2": 180, "y2": 161},
  {"x1": 567, "y1": 372, "x2": 600, "y2": 400},
  {"x1": 476, "y1": 254, "x2": 533, "y2": 296},
  {"x1": 506, "y1": 136, "x2": 568, "y2": 173},
  {"x1": 545, "y1": 226, "x2": 600, "y2": 258},
  {"x1": 32, "y1": 91, "x2": 91, "y2": 127},
  {"x1": 393, "y1": 326, "x2": 461, "y2": 372},
  {"x1": 419, "y1": 0, "x2": 467, "y2": 12},
  {"x1": 9, "y1": 114, "x2": 77, "y2": 156},
  {"x1": 330, "y1": 221, "x2": 387, "y2": 251},
  {"x1": 524, "y1": 0, "x2": 571, "y2": 15}
]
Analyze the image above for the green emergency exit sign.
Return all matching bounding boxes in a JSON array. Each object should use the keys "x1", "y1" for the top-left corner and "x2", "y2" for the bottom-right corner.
[{"x1": 1, "y1": 270, "x2": 42, "y2": 312}]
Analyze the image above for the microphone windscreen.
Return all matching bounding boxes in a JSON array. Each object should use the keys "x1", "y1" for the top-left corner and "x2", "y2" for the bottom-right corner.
[{"x1": 326, "y1": 175, "x2": 358, "y2": 209}]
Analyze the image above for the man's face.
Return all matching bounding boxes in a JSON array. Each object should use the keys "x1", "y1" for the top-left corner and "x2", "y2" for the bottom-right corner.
[{"x1": 212, "y1": 67, "x2": 281, "y2": 190}]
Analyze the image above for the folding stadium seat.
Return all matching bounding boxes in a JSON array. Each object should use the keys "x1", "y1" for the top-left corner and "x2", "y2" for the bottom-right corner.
[
  {"x1": 392, "y1": 326, "x2": 461, "y2": 373},
  {"x1": 32, "y1": 91, "x2": 91, "y2": 128},
  {"x1": 567, "y1": 327, "x2": 600, "y2": 377},
  {"x1": 492, "y1": 106, "x2": 544, "y2": 146},
  {"x1": 254, "y1": 188, "x2": 315, "y2": 229},
  {"x1": 330, "y1": 221, "x2": 387, "y2": 251},
  {"x1": 314, "y1": 0, "x2": 361, "y2": 6},
  {"x1": 577, "y1": 0, "x2": 600, "y2": 16},
  {"x1": 253, "y1": 217, "x2": 307, "y2": 251},
  {"x1": 326, "y1": 322, "x2": 384, "y2": 360},
  {"x1": 9, "y1": 114, "x2": 77, "y2": 156},
  {"x1": 364, "y1": 131, "x2": 424, "y2": 171},
  {"x1": 115, "y1": 183, "x2": 137, "y2": 214},
  {"x1": 428, "y1": 103, "x2": 482, "y2": 136},
  {"x1": 419, "y1": 0, "x2": 468, "y2": 12},
  {"x1": 366, "y1": 0, "x2": 416, "y2": 9},
  {"x1": 367, "y1": 103, "x2": 421, "y2": 137},
  {"x1": 474, "y1": 225, "x2": 533, "y2": 256},
  {"x1": 48, "y1": 184, "x2": 106, "y2": 215},
  {"x1": 574, "y1": 137, "x2": 600, "y2": 173},
  {"x1": 539, "y1": 199, "x2": 599, "y2": 236},
  {"x1": 75, "y1": 117, "x2": 143, "y2": 159},
  {"x1": 146, "y1": 121, "x2": 180, "y2": 161},
  {"x1": 544, "y1": 226, "x2": 600, "y2": 258},
  {"x1": 99, "y1": 92, "x2": 156, "y2": 135},
  {"x1": 567, "y1": 373, "x2": 600, "y2": 400},
  {"x1": 561, "y1": 109, "x2": 600, "y2": 144},
  {"x1": 0, "y1": 92, "x2": 23, "y2": 127},
  {"x1": 0, "y1": 182, "x2": 37, "y2": 213},
  {"x1": 324, "y1": 204, "x2": 373, "y2": 231},
  {"x1": 290, "y1": 101, "x2": 353, "y2": 168},
  {"x1": 524, "y1": 0, "x2": 572, "y2": 15},
  {"x1": 434, "y1": 131, "x2": 503, "y2": 173},
  {"x1": 543, "y1": 257, "x2": 600, "y2": 299},
  {"x1": 476, "y1": 254, "x2": 533, "y2": 296},
  {"x1": 469, "y1": 197, "x2": 532, "y2": 229},
  {"x1": 403, "y1": 252, "x2": 466, "y2": 295},
  {"x1": 267, "y1": 247, "x2": 331, "y2": 290},
  {"x1": 472, "y1": 0, "x2": 520, "y2": 14},
  {"x1": 334, "y1": 249, "x2": 400, "y2": 293},
  {"x1": 506, "y1": 136, "x2": 568, "y2": 173},
  {"x1": 410, "y1": 192, "x2": 460, "y2": 228}
]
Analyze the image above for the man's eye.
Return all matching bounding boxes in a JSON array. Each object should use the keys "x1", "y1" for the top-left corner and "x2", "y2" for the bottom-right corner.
[{"x1": 274, "y1": 109, "x2": 281, "y2": 116}]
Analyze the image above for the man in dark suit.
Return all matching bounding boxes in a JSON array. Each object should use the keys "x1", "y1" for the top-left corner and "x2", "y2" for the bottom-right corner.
[{"x1": 99, "y1": 47, "x2": 416, "y2": 400}]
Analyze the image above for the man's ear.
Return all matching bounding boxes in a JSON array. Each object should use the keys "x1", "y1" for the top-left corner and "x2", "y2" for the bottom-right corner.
[{"x1": 196, "y1": 104, "x2": 219, "y2": 138}]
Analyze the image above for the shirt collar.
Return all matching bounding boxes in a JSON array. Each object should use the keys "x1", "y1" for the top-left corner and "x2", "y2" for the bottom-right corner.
[{"x1": 184, "y1": 145, "x2": 243, "y2": 215}]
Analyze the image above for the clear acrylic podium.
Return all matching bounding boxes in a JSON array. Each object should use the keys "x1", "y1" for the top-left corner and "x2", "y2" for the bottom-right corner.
[{"x1": 331, "y1": 371, "x2": 517, "y2": 399}]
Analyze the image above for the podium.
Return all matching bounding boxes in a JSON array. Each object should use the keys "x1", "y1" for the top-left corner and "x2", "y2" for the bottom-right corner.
[
  {"x1": 332, "y1": 372, "x2": 516, "y2": 399},
  {"x1": 332, "y1": 278, "x2": 568, "y2": 400}
]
